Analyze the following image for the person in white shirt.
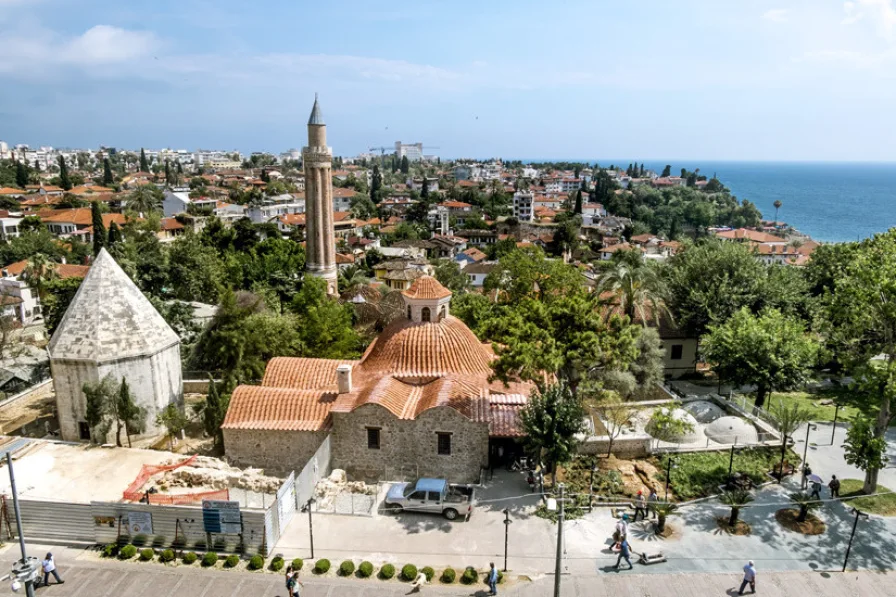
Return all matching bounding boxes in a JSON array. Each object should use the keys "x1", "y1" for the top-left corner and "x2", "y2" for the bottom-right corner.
[
  {"x1": 410, "y1": 570, "x2": 428, "y2": 592},
  {"x1": 41, "y1": 553, "x2": 64, "y2": 586},
  {"x1": 738, "y1": 560, "x2": 756, "y2": 595}
]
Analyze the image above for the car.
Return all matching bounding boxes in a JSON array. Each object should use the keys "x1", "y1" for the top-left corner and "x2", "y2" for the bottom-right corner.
[{"x1": 384, "y1": 477, "x2": 475, "y2": 520}]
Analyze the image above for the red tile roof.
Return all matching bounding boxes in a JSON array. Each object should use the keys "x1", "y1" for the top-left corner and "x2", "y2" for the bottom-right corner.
[
  {"x1": 401, "y1": 276, "x2": 452, "y2": 300},
  {"x1": 2, "y1": 260, "x2": 89, "y2": 279},
  {"x1": 263, "y1": 357, "x2": 359, "y2": 390},
  {"x1": 716, "y1": 228, "x2": 784, "y2": 243},
  {"x1": 221, "y1": 385, "x2": 335, "y2": 431}
]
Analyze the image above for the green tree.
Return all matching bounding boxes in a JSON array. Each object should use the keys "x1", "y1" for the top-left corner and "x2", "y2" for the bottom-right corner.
[
  {"x1": 591, "y1": 395, "x2": 636, "y2": 457},
  {"x1": 370, "y1": 165, "x2": 382, "y2": 203},
  {"x1": 290, "y1": 276, "x2": 362, "y2": 359},
  {"x1": 773, "y1": 403, "x2": 811, "y2": 480},
  {"x1": 337, "y1": 264, "x2": 369, "y2": 295},
  {"x1": 661, "y1": 165, "x2": 671, "y2": 178},
  {"x1": 788, "y1": 491, "x2": 821, "y2": 523},
  {"x1": 701, "y1": 308, "x2": 819, "y2": 409},
  {"x1": 15, "y1": 161, "x2": 28, "y2": 188},
  {"x1": 164, "y1": 159, "x2": 172, "y2": 186},
  {"x1": 773, "y1": 200, "x2": 782, "y2": 225},
  {"x1": 520, "y1": 382, "x2": 587, "y2": 485},
  {"x1": 115, "y1": 378, "x2": 145, "y2": 448},
  {"x1": 126, "y1": 184, "x2": 163, "y2": 214},
  {"x1": 843, "y1": 415, "x2": 890, "y2": 494},
  {"x1": 573, "y1": 189, "x2": 583, "y2": 214},
  {"x1": 42, "y1": 277, "x2": 83, "y2": 335},
  {"x1": 156, "y1": 404, "x2": 188, "y2": 450},
  {"x1": 201, "y1": 377, "x2": 229, "y2": 447},
  {"x1": 598, "y1": 251, "x2": 669, "y2": 324},
  {"x1": 58, "y1": 156, "x2": 72, "y2": 191},
  {"x1": 22, "y1": 253, "x2": 59, "y2": 303},
  {"x1": 139, "y1": 148, "x2": 149, "y2": 172},
  {"x1": 167, "y1": 233, "x2": 227, "y2": 303},
  {"x1": 400, "y1": 155, "x2": 410, "y2": 174},
  {"x1": 432, "y1": 259, "x2": 470, "y2": 293},
  {"x1": 103, "y1": 158, "x2": 114, "y2": 186},
  {"x1": 91, "y1": 201, "x2": 107, "y2": 255},
  {"x1": 421, "y1": 177, "x2": 430, "y2": 200},
  {"x1": 719, "y1": 489, "x2": 753, "y2": 526},
  {"x1": 107, "y1": 221, "x2": 122, "y2": 246},
  {"x1": 83, "y1": 374, "x2": 117, "y2": 443}
]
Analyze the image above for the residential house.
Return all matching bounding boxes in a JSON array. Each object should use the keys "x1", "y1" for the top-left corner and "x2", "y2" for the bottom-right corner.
[
  {"x1": 455, "y1": 247, "x2": 487, "y2": 268},
  {"x1": 715, "y1": 228, "x2": 787, "y2": 245},
  {"x1": 0, "y1": 217, "x2": 22, "y2": 241},
  {"x1": 157, "y1": 217, "x2": 185, "y2": 242},
  {"x1": 455, "y1": 229, "x2": 497, "y2": 247},
  {"x1": 429, "y1": 235, "x2": 467, "y2": 258},
  {"x1": 373, "y1": 258, "x2": 434, "y2": 290},
  {"x1": 40, "y1": 209, "x2": 128, "y2": 240},
  {"x1": 464, "y1": 261, "x2": 495, "y2": 288},
  {"x1": 0, "y1": 187, "x2": 26, "y2": 199},
  {"x1": 599, "y1": 243, "x2": 642, "y2": 261},
  {"x1": 0, "y1": 259, "x2": 90, "y2": 325},
  {"x1": 513, "y1": 191, "x2": 534, "y2": 222}
]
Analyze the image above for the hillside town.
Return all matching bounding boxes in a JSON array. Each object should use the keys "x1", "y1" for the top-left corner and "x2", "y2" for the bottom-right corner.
[{"x1": 0, "y1": 99, "x2": 891, "y2": 597}]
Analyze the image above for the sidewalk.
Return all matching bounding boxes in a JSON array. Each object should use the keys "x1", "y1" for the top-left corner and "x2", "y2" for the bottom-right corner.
[{"x1": 0, "y1": 542, "x2": 893, "y2": 596}]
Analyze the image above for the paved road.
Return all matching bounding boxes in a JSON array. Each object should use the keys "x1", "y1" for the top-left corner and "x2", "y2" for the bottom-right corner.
[{"x1": 1, "y1": 543, "x2": 894, "y2": 596}]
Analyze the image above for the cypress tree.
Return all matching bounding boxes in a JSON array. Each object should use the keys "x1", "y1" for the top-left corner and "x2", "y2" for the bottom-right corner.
[
  {"x1": 58, "y1": 155, "x2": 72, "y2": 191},
  {"x1": 91, "y1": 201, "x2": 107, "y2": 255},
  {"x1": 107, "y1": 221, "x2": 121, "y2": 246},
  {"x1": 15, "y1": 161, "x2": 28, "y2": 188},
  {"x1": 139, "y1": 148, "x2": 149, "y2": 172},
  {"x1": 164, "y1": 159, "x2": 172, "y2": 186},
  {"x1": 103, "y1": 158, "x2": 114, "y2": 186},
  {"x1": 574, "y1": 189, "x2": 583, "y2": 214},
  {"x1": 640, "y1": 163, "x2": 645, "y2": 177},
  {"x1": 370, "y1": 165, "x2": 382, "y2": 203},
  {"x1": 176, "y1": 161, "x2": 183, "y2": 175},
  {"x1": 421, "y1": 177, "x2": 429, "y2": 200},
  {"x1": 400, "y1": 155, "x2": 409, "y2": 174}
]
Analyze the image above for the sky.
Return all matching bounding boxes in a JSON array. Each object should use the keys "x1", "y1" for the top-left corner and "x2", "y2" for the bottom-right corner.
[{"x1": 2, "y1": 0, "x2": 896, "y2": 161}]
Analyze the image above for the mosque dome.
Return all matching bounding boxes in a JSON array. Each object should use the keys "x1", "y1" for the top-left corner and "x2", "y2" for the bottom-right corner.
[
  {"x1": 683, "y1": 400, "x2": 726, "y2": 423},
  {"x1": 705, "y1": 416, "x2": 759, "y2": 444}
]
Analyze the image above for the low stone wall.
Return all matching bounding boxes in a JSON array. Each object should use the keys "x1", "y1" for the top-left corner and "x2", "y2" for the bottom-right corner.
[
  {"x1": 183, "y1": 379, "x2": 221, "y2": 394},
  {"x1": 578, "y1": 435, "x2": 652, "y2": 459}
]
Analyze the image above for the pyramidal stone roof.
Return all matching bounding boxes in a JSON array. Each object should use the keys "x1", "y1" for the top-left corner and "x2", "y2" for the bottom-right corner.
[
  {"x1": 308, "y1": 94, "x2": 324, "y2": 126},
  {"x1": 48, "y1": 249, "x2": 179, "y2": 362}
]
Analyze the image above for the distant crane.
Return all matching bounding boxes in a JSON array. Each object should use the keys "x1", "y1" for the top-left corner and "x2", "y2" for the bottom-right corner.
[{"x1": 369, "y1": 147, "x2": 394, "y2": 155}]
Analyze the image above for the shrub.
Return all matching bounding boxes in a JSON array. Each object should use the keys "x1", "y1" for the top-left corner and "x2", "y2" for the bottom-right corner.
[
  {"x1": 270, "y1": 556, "x2": 285, "y2": 572},
  {"x1": 102, "y1": 543, "x2": 119, "y2": 558},
  {"x1": 201, "y1": 551, "x2": 218, "y2": 567},
  {"x1": 339, "y1": 560, "x2": 355, "y2": 576},
  {"x1": 498, "y1": 570, "x2": 504, "y2": 584},
  {"x1": 440, "y1": 567, "x2": 456, "y2": 583},
  {"x1": 119, "y1": 545, "x2": 137, "y2": 560},
  {"x1": 358, "y1": 561, "x2": 374, "y2": 578},
  {"x1": 291, "y1": 558, "x2": 303, "y2": 571},
  {"x1": 421, "y1": 566, "x2": 435, "y2": 581},
  {"x1": 159, "y1": 549, "x2": 175, "y2": 563},
  {"x1": 401, "y1": 564, "x2": 418, "y2": 581},
  {"x1": 379, "y1": 563, "x2": 396, "y2": 579},
  {"x1": 461, "y1": 567, "x2": 478, "y2": 585},
  {"x1": 183, "y1": 552, "x2": 198, "y2": 565},
  {"x1": 314, "y1": 558, "x2": 331, "y2": 574},
  {"x1": 139, "y1": 548, "x2": 154, "y2": 561},
  {"x1": 248, "y1": 555, "x2": 265, "y2": 570},
  {"x1": 224, "y1": 554, "x2": 240, "y2": 568},
  {"x1": 132, "y1": 533, "x2": 148, "y2": 547}
]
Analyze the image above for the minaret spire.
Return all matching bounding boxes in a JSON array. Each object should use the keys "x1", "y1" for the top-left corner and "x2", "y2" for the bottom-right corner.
[{"x1": 302, "y1": 95, "x2": 337, "y2": 296}]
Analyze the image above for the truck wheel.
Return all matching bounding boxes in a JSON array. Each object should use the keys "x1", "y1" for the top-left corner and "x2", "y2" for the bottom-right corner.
[
  {"x1": 387, "y1": 504, "x2": 403, "y2": 514},
  {"x1": 443, "y1": 508, "x2": 458, "y2": 520}
]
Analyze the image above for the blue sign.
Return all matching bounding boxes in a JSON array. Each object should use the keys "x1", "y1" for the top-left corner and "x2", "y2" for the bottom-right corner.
[{"x1": 202, "y1": 500, "x2": 241, "y2": 534}]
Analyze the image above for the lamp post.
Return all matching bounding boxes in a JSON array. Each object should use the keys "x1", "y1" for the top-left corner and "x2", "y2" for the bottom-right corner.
[
  {"x1": 6, "y1": 453, "x2": 38, "y2": 597},
  {"x1": 547, "y1": 484, "x2": 565, "y2": 597},
  {"x1": 801, "y1": 423, "x2": 817, "y2": 489},
  {"x1": 664, "y1": 456, "x2": 677, "y2": 502},
  {"x1": 302, "y1": 497, "x2": 316, "y2": 559},
  {"x1": 842, "y1": 508, "x2": 869, "y2": 572},
  {"x1": 831, "y1": 405, "x2": 840, "y2": 446},
  {"x1": 727, "y1": 445, "x2": 736, "y2": 487},
  {"x1": 502, "y1": 509, "x2": 512, "y2": 572}
]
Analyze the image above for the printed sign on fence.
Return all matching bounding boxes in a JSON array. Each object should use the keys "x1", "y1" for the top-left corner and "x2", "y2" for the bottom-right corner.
[
  {"x1": 202, "y1": 500, "x2": 242, "y2": 534},
  {"x1": 127, "y1": 511, "x2": 153, "y2": 535}
]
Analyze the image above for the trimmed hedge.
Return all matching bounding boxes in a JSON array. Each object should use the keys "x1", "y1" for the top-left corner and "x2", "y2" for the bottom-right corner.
[
  {"x1": 401, "y1": 564, "x2": 418, "y2": 581},
  {"x1": 139, "y1": 548, "x2": 154, "y2": 561},
  {"x1": 183, "y1": 552, "x2": 198, "y2": 565},
  {"x1": 159, "y1": 549, "x2": 175, "y2": 563},
  {"x1": 358, "y1": 561, "x2": 374, "y2": 578},
  {"x1": 270, "y1": 556, "x2": 285, "y2": 572},
  {"x1": 291, "y1": 558, "x2": 303, "y2": 571},
  {"x1": 224, "y1": 555, "x2": 240, "y2": 568},
  {"x1": 314, "y1": 558, "x2": 331, "y2": 574},
  {"x1": 379, "y1": 563, "x2": 396, "y2": 579},
  {"x1": 440, "y1": 567, "x2": 456, "y2": 583},
  {"x1": 248, "y1": 555, "x2": 265, "y2": 570},
  {"x1": 119, "y1": 545, "x2": 137, "y2": 560},
  {"x1": 461, "y1": 567, "x2": 478, "y2": 585},
  {"x1": 201, "y1": 551, "x2": 218, "y2": 567},
  {"x1": 421, "y1": 566, "x2": 435, "y2": 581},
  {"x1": 102, "y1": 543, "x2": 118, "y2": 558},
  {"x1": 339, "y1": 560, "x2": 355, "y2": 576}
]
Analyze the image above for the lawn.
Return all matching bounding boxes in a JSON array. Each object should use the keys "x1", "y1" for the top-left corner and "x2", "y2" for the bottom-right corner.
[
  {"x1": 839, "y1": 479, "x2": 896, "y2": 516},
  {"x1": 743, "y1": 387, "x2": 873, "y2": 423}
]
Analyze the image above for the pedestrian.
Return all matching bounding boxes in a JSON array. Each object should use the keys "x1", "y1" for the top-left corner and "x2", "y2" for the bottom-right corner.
[
  {"x1": 410, "y1": 569, "x2": 428, "y2": 592},
  {"x1": 648, "y1": 488, "x2": 658, "y2": 519},
  {"x1": 614, "y1": 538, "x2": 633, "y2": 570},
  {"x1": 738, "y1": 560, "x2": 756, "y2": 595},
  {"x1": 291, "y1": 570, "x2": 304, "y2": 597},
  {"x1": 487, "y1": 562, "x2": 499, "y2": 595},
  {"x1": 801, "y1": 464, "x2": 812, "y2": 490},
  {"x1": 634, "y1": 491, "x2": 647, "y2": 521},
  {"x1": 40, "y1": 553, "x2": 64, "y2": 587},
  {"x1": 810, "y1": 479, "x2": 822, "y2": 501},
  {"x1": 613, "y1": 514, "x2": 628, "y2": 548},
  {"x1": 285, "y1": 565, "x2": 295, "y2": 596},
  {"x1": 829, "y1": 475, "x2": 841, "y2": 499}
]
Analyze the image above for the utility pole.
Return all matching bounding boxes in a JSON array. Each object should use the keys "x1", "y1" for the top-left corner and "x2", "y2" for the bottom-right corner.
[
  {"x1": 502, "y1": 509, "x2": 512, "y2": 572},
  {"x1": 727, "y1": 445, "x2": 736, "y2": 486},
  {"x1": 842, "y1": 507, "x2": 868, "y2": 572},
  {"x1": 304, "y1": 498, "x2": 315, "y2": 559},
  {"x1": 664, "y1": 456, "x2": 676, "y2": 502},
  {"x1": 553, "y1": 483, "x2": 565, "y2": 597},
  {"x1": 831, "y1": 405, "x2": 840, "y2": 445},
  {"x1": 7, "y1": 453, "x2": 38, "y2": 597}
]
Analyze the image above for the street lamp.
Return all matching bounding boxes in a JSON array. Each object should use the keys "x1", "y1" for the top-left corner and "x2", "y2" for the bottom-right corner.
[
  {"x1": 300, "y1": 497, "x2": 316, "y2": 559},
  {"x1": 547, "y1": 483, "x2": 566, "y2": 597},
  {"x1": 831, "y1": 405, "x2": 841, "y2": 446},
  {"x1": 6, "y1": 453, "x2": 38, "y2": 597},
  {"x1": 801, "y1": 423, "x2": 817, "y2": 489},
  {"x1": 727, "y1": 445, "x2": 736, "y2": 487},
  {"x1": 664, "y1": 456, "x2": 677, "y2": 502},
  {"x1": 502, "y1": 509, "x2": 512, "y2": 572},
  {"x1": 842, "y1": 508, "x2": 869, "y2": 572}
]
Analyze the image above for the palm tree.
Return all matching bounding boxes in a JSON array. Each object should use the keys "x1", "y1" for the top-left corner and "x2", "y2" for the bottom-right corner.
[
  {"x1": 338, "y1": 265, "x2": 369, "y2": 295},
  {"x1": 773, "y1": 200, "x2": 782, "y2": 227},
  {"x1": 22, "y1": 253, "x2": 59, "y2": 303},
  {"x1": 653, "y1": 502, "x2": 677, "y2": 534},
  {"x1": 719, "y1": 489, "x2": 754, "y2": 526},
  {"x1": 598, "y1": 252, "x2": 671, "y2": 325},
  {"x1": 772, "y1": 404, "x2": 810, "y2": 482},
  {"x1": 788, "y1": 491, "x2": 821, "y2": 523},
  {"x1": 127, "y1": 185, "x2": 162, "y2": 215}
]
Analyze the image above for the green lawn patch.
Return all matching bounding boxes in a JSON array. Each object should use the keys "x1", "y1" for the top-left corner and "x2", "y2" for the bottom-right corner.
[
  {"x1": 744, "y1": 386, "x2": 880, "y2": 423},
  {"x1": 839, "y1": 479, "x2": 896, "y2": 516}
]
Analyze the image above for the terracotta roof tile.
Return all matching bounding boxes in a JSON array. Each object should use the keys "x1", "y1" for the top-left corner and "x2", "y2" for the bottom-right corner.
[
  {"x1": 221, "y1": 385, "x2": 335, "y2": 431},
  {"x1": 2, "y1": 260, "x2": 89, "y2": 279},
  {"x1": 401, "y1": 276, "x2": 452, "y2": 300},
  {"x1": 262, "y1": 357, "x2": 359, "y2": 390}
]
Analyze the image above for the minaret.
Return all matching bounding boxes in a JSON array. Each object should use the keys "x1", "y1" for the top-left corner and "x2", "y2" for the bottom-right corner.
[{"x1": 303, "y1": 94, "x2": 338, "y2": 296}]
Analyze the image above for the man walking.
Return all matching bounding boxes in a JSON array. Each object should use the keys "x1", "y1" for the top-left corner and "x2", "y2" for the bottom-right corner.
[
  {"x1": 738, "y1": 560, "x2": 756, "y2": 595},
  {"x1": 809, "y1": 479, "x2": 822, "y2": 501},
  {"x1": 40, "y1": 553, "x2": 64, "y2": 587},
  {"x1": 614, "y1": 538, "x2": 633, "y2": 570},
  {"x1": 487, "y1": 562, "x2": 499, "y2": 595},
  {"x1": 829, "y1": 475, "x2": 841, "y2": 498},
  {"x1": 801, "y1": 464, "x2": 812, "y2": 490},
  {"x1": 634, "y1": 491, "x2": 647, "y2": 521},
  {"x1": 648, "y1": 488, "x2": 658, "y2": 519}
]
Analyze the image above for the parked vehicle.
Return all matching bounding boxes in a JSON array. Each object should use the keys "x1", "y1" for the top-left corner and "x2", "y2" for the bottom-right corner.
[{"x1": 384, "y1": 478, "x2": 475, "y2": 520}]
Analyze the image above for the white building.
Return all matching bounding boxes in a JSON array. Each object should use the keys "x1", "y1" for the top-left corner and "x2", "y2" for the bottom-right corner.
[
  {"x1": 0, "y1": 217, "x2": 22, "y2": 241},
  {"x1": 162, "y1": 189, "x2": 218, "y2": 217},
  {"x1": 513, "y1": 191, "x2": 535, "y2": 222},
  {"x1": 48, "y1": 249, "x2": 183, "y2": 443},
  {"x1": 395, "y1": 141, "x2": 424, "y2": 162}
]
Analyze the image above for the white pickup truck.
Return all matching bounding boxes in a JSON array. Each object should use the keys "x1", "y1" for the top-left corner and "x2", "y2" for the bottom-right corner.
[{"x1": 384, "y1": 478, "x2": 476, "y2": 520}]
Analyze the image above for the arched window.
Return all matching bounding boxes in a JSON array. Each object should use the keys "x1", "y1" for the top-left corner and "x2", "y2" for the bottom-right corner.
[
  {"x1": 439, "y1": 306, "x2": 447, "y2": 321},
  {"x1": 407, "y1": 306, "x2": 412, "y2": 320},
  {"x1": 421, "y1": 307, "x2": 431, "y2": 322}
]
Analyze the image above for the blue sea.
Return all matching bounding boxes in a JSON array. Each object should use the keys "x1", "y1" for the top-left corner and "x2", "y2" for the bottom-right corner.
[{"x1": 589, "y1": 162, "x2": 896, "y2": 243}]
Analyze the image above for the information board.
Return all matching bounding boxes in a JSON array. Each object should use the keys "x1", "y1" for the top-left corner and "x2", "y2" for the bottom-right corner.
[
  {"x1": 127, "y1": 511, "x2": 153, "y2": 535},
  {"x1": 202, "y1": 500, "x2": 241, "y2": 534}
]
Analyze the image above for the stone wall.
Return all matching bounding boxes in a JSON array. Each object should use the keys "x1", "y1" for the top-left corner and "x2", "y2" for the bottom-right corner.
[
  {"x1": 223, "y1": 428, "x2": 329, "y2": 477},
  {"x1": 578, "y1": 435, "x2": 652, "y2": 459},
  {"x1": 662, "y1": 338, "x2": 698, "y2": 379},
  {"x1": 331, "y1": 404, "x2": 488, "y2": 484}
]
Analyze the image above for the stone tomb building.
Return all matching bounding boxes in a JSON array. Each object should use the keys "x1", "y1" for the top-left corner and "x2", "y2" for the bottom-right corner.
[
  {"x1": 48, "y1": 248, "x2": 183, "y2": 442},
  {"x1": 222, "y1": 276, "x2": 533, "y2": 481}
]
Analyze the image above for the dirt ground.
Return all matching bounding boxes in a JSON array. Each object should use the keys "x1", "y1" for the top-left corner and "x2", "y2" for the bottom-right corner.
[{"x1": 0, "y1": 389, "x2": 57, "y2": 436}]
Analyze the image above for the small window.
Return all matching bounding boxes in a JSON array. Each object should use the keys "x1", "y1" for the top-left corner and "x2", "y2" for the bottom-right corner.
[
  {"x1": 671, "y1": 344, "x2": 684, "y2": 360},
  {"x1": 439, "y1": 306, "x2": 447, "y2": 321},
  {"x1": 409, "y1": 491, "x2": 426, "y2": 501},
  {"x1": 367, "y1": 428, "x2": 380, "y2": 450},
  {"x1": 78, "y1": 422, "x2": 91, "y2": 440},
  {"x1": 407, "y1": 305, "x2": 412, "y2": 319},
  {"x1": 437, "y1": 432, "x2": 452, "y2": 455},
  {"x1": 427, "y1": 491, "x2": 441, "y2": 502},
  {"x1": 421, "y1": 306, "x2": 431, "y2": 322}
]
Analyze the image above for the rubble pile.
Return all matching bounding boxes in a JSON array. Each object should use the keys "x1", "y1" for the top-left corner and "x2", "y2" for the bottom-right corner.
[
  {"x1": 313, "y1": 469, "x2": 375, "y2": 510},
  {"x1": 155, "y1": 455, "x2": 282, "y2": 493}
]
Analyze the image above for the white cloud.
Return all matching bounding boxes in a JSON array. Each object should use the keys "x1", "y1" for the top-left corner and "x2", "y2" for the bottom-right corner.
[
  {"x1": 63, "y1": 25, "x2": 158, "y2": 64},
  {"x1": 842, "y1": 0, "x2": 896, "y2": 37},
  {"x1": 762, "y1": 8, "x2": 789, "y2": 23}
]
